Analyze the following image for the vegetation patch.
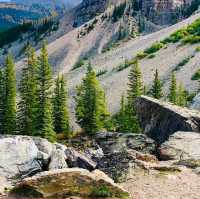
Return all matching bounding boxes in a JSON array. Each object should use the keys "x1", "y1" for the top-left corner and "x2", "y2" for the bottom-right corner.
[
  {"x1": 72, "y1": 59, "x2": 85, "y2": 70},
  {"x1": 191, "y1": 68, "x2": 200, "y2": 80},
  {"x1": 173, "y1": 56, "x2": 193, "y2": 72},
  {"x1": 196, "y1": 46, "x2": 200, "y2": 52},
  {"x1": 91, "y1": 186, "x2": 112, "y2": 198},
  {"x1": 96, "y1": 69, "x2": 108, "y2": 77},
  {"x1": 144, "y1": 42, "x2": 165, "y2": 54}
]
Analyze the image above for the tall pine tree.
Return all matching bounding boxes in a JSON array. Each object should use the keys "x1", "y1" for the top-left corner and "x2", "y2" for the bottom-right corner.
[
  {"x1": 169, "y1": 72, "x2": 177, "y2": 104},
  {"x1": 177, "y1": 82, "x2": 187, "y2": 107},
  {"x1": 0, "y1": 69, "x2": 4, "y2": 134},
  {"x1": 151, "y1": 69, "x2": 163, "y2": 99},
  {"x1": 53, "y1": 74, "x2": 70, "y2": 135},
  {"x1": 75, "y1": 63, "x2": 109, "y2": 135},
  {"x1": 4, "y1": 54, "x2": 16, "y2": 134},
  {"x1": 126, "y1": 60, "x2": 142, "y2": 133},
  {"x1": 18, "y1": 47, "x2": 37, "y2": 135},
  {"x1": 35, "y1": 43, "x2": 56, "y2": 142}
]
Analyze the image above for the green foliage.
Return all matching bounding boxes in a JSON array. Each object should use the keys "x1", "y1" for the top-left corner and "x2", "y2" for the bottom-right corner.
[
  {"x1": 196, "y1": 46, "x2": 200, "y2": 52},
  {"x1": 127, "y1": 60, "x2": 143, "y2": 103},
  {"x1": 4, "y1": 54, "x2": 16, "y2": 134},
  {"x1": 72, "y1": 59, "x2": 85, "y2": 70},
  {"x1": 115, "y1": 59, "x2": 130, "y2": 72},
  {"x1": 182, "y1": 35, "x2": 200, "y2": 44},
  {"x1": 136, "y1": 51, "x2": 148, "y2": 59},
  {"x1": 168, "y1": 72, "x2": 177, "y2": 104},
  {"x1": 0, "y1": 69, "x2": 5, "y2": 134},
  {"x1": 147, "y1": 53, "x2": 156, "y2": 59},
  {"x1": 91, "y1": 186, "x2": 112, "y2": 198},
  {"x1": 96, "y1": 69, "x2": 108, "y2": 77},
  {"x1": 191, "y1": 68, "x2": 200, "y2": 80},
  {"x1": 53, "y1": 75, "x2": 70, "y2": 136},
  {"x1": 112, "y1": 3, "x2": 126, "y2": 22},
  {"x1": 163, "y1": 29, "x2": 189, "y2": 43},
  {"x1": 150, "y1": 69, "x2": 163, "y2": 99},
  {"x1": 177, "y1": 83, "x2": 187, "y2": 107},
  {"x1": 75, "y1": 63, "x2": 110, "y2": 135},
  {"x1": 173, "y1": 56, "x2": 192, "y2": 72},
  {"x1": 35, "y1": 43, "x2": 56, "y2": 142},
  {"x1": 18, "y1": 47, "x2": 38, "y2": 135},
  {"x1": 144, "y1": 42, "x2": 165, "y2": 54}
]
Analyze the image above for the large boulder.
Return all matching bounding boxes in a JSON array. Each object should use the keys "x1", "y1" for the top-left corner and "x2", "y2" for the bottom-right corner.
[
  {"x1": 135, "y1": 96, "x2": 200, "y2": 143},
  {"x1": 159, "y1": 131, "x2": 200, "y2": 162},
  {"x1": 11, "y1": 168, "x2": 130, "y2": 199},
  {"x1": 0, "y1": 136, "x2": 43, "y2": 179}
]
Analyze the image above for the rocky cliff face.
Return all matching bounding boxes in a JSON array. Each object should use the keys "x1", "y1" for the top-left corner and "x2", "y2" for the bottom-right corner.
[
  {"x1": 136, "y1": 96, "x2": 200, "y2": 144},
  {"x1": 141, "y1": 0, "x2": 193, "y2": 25}
]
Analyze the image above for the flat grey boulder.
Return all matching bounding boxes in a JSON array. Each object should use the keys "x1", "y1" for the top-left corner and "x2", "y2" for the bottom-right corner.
[
  {"x1": 136, "y1": 96, "x2": 200, "y2": 143},
  {"x1": 159, "y1": 131, "x2": 200, "y2": 161}
]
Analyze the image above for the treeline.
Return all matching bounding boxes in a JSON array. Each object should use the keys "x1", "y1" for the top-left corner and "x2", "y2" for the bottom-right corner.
[
  {"x1": 0, "y1": 16, "x2": 59, "y2": 48},
  {"x1": 0, "y1": 45, "x2": 190, "y2": 141}
]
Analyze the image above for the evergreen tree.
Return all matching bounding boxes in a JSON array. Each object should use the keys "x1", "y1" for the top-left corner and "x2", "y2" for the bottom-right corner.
[
  {"x1": 151, "y1": 69, "x2": 163, "y2": 99},
  {"x1": 177, "y1": 82, "x2": 187, "y2": 107},
  {"x1": 18, "y1": 47, "x2": 37, "y2": 135},
  {"x1": 53, "y1": 74, "x2": 70, "y2": 135},
  {"x1": 0, "y1": 69, "x2": 4, "y2": 134},
  {"x1": 4, "y1": 54, "x2": 16, "y2": 134},
  {"x1": 75, "y1": 63, "x2": 109, "y2": 135},
  {"x1": 125, "y1": 60, "x2": 142, "y2": 133},
  {"x1": 169, "y1": 72, "x2": 177, "y2": 104},
  {"x1": 35, "y1": 43, "x2": 56, "y2": 142}
]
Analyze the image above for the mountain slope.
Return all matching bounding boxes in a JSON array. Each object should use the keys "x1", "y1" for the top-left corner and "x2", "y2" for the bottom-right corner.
[{"x1": 13, "y1": 10, "x2": 200, "y2": 129}]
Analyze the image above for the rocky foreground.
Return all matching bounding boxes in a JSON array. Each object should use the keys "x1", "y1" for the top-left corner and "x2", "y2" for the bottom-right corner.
[{"x1": 0, "y1": 96, "x2": 200, "y2": 199}]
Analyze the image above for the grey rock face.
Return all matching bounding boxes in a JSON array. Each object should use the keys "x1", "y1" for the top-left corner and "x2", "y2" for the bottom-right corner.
[
  {"x1": 190, "y1": 93, "x2": 200, "y2": 111},
  {"x1": 48, "y1": 149, "x2": 68, "y2": 170},
  {"x1": 65, "y1": 148, "x2": 97, "y2": 171},
  {"x1": 0, "y1": 136, "x2": 42, "y2": 179},
  {"x1": 136, "y1": 96, "x2": 200, "y2": 144},
  {"x1": 159, "y1": 131, "x2": 200, "y2": 161}
]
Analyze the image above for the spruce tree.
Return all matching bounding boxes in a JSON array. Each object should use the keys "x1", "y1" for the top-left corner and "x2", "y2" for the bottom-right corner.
[
  {"x1": 18, "y1": 47, "x2": 37, "y2": 135},
  {"x1": 151, "y1": 69, "x2": 163, "y2": 99},
  {"x1": 125, "y1": 60, "x2": 142, "y2": 133},
  {"x1": 53, "y1": 75, "x2": 70, "y2": 135},
  {"x1": 0, "y1": 69, "x2": 4, "y2": 134},
  {"x1": 169, "y1": 72, "x2": 177, "y2": 104},
  {"x1": 35, "y1": 43, "x2": 56, "y2": 142},
  {"x1": 4, "y1": 54, "x2": 16, "y2": 134},
  {"x1": 75, "y1": 63, "x2": 109, "y2": 135},
  {"x1": 177, "y1": 83, "x2": 187, "y2": 107},
  {"x1": 127, "y1": 59, "x2": 143, "y2": 104}
]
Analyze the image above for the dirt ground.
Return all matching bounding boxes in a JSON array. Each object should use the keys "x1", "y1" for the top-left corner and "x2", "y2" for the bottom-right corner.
[{"x1": 121, "y1": 166, "x2": 200, "y2": 199}]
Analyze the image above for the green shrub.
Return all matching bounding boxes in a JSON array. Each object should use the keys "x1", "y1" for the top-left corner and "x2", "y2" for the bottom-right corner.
[
  {"x1": 96, "y1": 69, "x2": 108, "y2": 77},
  {"x1": 182, "y1": 35, "x2": 200, "y2": 44},
  {"x1": 72, "y1": 59, "x2": 85, "y2": 70},
  {"x1": 164, "y1": 29, "x2": 189, "y2": 43},
  {"x1": 91, "y1": 186, "x2": 112, "y2": 198},
  {"x1": 173, "y1": 56, "x2": 192, "y2": 72},
  {"x1": 136, "y1": 51, "x2": 147, "y2": 59},
  {"x1": 147, "y1": 53, "x2": 156, "y2": 59},
  {"x1": 191, "y1": 68, "x2": 200, "y2": 80},
  {"x1": 144, "y1": 42, "x2": 165, "y2": 54},
  {"x1": 196, "y1": 46, "x2": 200, "y2": 52}
]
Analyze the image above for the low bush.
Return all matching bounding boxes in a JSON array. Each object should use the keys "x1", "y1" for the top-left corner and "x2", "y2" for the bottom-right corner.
[
  {"x1": 191, "y1": 68, "x2": 200, "y2": 80},
  {"x1": 96, "y1": 69, "x2": 108, "y2": 77},
  {"x1": 144, "y1": 42, "x2": 165, "y2": 54},
  {"x1": 182, "y1": 35, "x2": 200, "y2": 44}
]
